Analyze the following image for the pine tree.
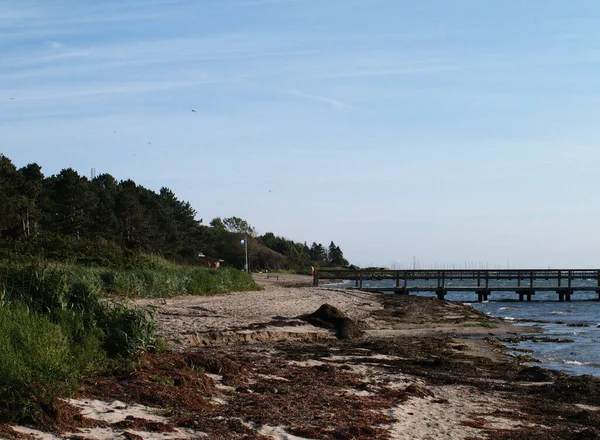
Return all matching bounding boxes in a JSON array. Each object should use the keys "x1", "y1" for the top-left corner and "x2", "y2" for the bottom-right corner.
[
  {"x1": 18, "y1": 163, "x2": 44, "y2": 237},
  {"x1": 328, "y1": 241, "x2": 349, "y2": 266},
  {"x1": 0, "y1": 155, "x2": 22, "y2": 238}
]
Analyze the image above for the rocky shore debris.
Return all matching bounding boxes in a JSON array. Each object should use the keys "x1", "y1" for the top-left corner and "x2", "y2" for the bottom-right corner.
[
  {"x1": 404, "y1": 384, "x2": 435, "y2": 399},
  {"x1": 517, "y1": 366, "x2": 556, "y2": 382},
  {"x1": 300, "y1": 303, "x2": 364, "y2": 339}
]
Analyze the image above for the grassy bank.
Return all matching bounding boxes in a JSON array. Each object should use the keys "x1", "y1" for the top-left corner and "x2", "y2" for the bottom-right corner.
[
  {"x1": 0, "y1": 259, "x2": 257, "y2": 422},
  {"x1": 1, "y1": 256, "x2": 258, "y2": 299}
]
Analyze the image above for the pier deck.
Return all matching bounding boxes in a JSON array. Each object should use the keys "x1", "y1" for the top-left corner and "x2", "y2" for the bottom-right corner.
[{"x1": 314, "y1": 269, "x2": 600, "y2": 302}]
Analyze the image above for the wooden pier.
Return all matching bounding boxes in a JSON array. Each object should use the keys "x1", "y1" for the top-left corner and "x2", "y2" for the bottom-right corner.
[{"x1": 313, "y1": 269, "x2": 600, "y2": 302}]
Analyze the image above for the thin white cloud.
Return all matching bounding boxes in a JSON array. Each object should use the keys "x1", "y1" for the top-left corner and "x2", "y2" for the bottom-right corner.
[
  {"x1": 289, "y1": 90, "x2": 353, "y2": 109},
  {"x1": 5, "y1": 78, "x2": 214, "y2": 103},
  {"x1": 0, "y1": 3, "x2": 42, "y2": 26},
  {"x1": 46, "y1": 41, "x2": 64, "y2": 49}
]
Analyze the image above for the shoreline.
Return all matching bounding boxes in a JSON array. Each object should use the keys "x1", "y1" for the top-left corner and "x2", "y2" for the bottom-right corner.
[{"x1": 4, "y1": 274, "x2": 600, "y2": 439}]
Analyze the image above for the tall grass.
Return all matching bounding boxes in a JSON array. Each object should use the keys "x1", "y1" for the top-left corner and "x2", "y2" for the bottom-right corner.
[
  {"x1": 0, "y1": 304, "x2": 82, "y2": 420},
  {"x1": 42, "y1": 261, "x2": 258, "y2": 299},
  {"x1": 0, "y1": 258, "x2": 256, "y2": 421},
  {"x1": 0, "y1": 263, "x2": 156, "y2": 422}
]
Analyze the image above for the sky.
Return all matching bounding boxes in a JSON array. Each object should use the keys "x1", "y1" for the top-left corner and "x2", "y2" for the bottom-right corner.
[{"x1": 2, "y1": 0, "x2": 600, "y2": 268}]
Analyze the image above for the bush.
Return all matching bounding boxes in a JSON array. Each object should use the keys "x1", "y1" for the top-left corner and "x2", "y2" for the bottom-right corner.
[
  {"x1": 96, "y1": 303, "x2": 157, "y2": 357},
  {"x1": 0, "y1": 262, "x2": 160, "y2": 421},
  {"x1": 0, "y1": 304, "x2": 87, "y2": 421},
  {"x1": 0, "y1": 259, "x2": 256, "y2": 422}
]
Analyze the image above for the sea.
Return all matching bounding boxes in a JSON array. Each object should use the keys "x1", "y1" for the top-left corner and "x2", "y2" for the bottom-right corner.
[{"x1": 354, "y1": 278, "x2": 600, "y2": 377}]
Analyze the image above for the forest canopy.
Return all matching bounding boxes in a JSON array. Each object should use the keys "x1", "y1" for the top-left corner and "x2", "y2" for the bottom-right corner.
[{"x1": 0, "y1": 154, "x2": 350, "y2": 271}]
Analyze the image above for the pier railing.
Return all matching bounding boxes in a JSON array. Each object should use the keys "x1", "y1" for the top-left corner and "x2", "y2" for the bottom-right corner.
[{"x1": 314, "y1": 269, "x2": 600, "y2": 302}]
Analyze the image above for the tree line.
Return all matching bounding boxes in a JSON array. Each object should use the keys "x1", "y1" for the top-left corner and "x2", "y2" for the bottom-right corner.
[{"x1": 0, "y1": 154, "x2": 350, "y2": 271}]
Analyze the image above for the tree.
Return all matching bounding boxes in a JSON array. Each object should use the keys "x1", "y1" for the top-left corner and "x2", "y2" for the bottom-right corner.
[
  {"x1": 210, "y1": 217, "x2": 225, "y2": 230},
  {"x1": 0, "y1": 155, "x2": 22, "y2": 238},
  {"x1": 328, "y1": 241, "x2": 348, "y2": 266},
  {"x1": 89, "y1": 173, "x2": 121, "y2": 240},
  {"x1": 18, "y1": 163, "x2": 44, "y2": 237},
  {"x1": 0, "y1": 153, "x2": 354, "y2": 269},
  {"x1": 309, "y1": 242, "x2": 328, "y2": 263},
  {"x1": 222, "y1": 216, "x2": 256, "y2": 236},
  {"x1": 41, "y1": 169, "x2": 96, "y2": 239},
  {"x1": 115, "y1": 180, "x2": 147, "y2": 248}
]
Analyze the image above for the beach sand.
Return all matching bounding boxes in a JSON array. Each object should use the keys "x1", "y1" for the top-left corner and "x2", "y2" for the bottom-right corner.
[{"x1": 5, "y1": 274, "x2": 600, "y2": 439}]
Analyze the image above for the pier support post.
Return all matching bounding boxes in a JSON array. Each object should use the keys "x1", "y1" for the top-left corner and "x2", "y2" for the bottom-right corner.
[
  {"x1": 530, "y1": 272, "x2": 534, "y2": 289},
  {"x1": 519, "y1": 290, "x2": 533, "y2": 301},
  {"x1": 558, "y1": 288, "x2": 573, "y2": 302},
  {"x1": 476, "y1": 290, "x2": 489, "y2": 302},
  {"x1": 435, "y1": 288, "x2": 446, "y2": 300},
  {"x1": 566, "y1": 290, "x2": 572, "y2": 302}
]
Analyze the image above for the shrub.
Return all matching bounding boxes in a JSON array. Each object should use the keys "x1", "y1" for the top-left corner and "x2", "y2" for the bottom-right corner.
[
  {"x1": 0, "y1": 262, "x2": 160, "y2": 421},
  {"x1": 0, "y1": 304, "x2": 85, "y2": 421},
  {"x1": 0, "y1": 265, "x2": 155, "y2": 356},
  {"x1": 96, "y1": 302, "x2": 157, "y2": 357},
  {"x1": 0, "y1": 258, "x2": 256, "y2": 422}
]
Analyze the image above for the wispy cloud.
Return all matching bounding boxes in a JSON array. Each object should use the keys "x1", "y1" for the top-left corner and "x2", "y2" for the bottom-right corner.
[
  {"x1": 289, "y1": 90, "x2": 353, "y2": 109},
  {"x1": 46, "y1": 41, "x2": 64, "y2": 49}
]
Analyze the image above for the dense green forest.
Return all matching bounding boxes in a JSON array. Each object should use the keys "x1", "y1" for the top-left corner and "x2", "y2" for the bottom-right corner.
[{"x1": 0, "y1": 154, "x2": 350, "y2": 271}]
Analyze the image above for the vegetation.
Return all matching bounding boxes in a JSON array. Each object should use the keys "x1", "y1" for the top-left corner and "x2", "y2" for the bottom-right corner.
[
  {"x1": 0, "y1": 262, "x2": 158, "y2": 421},
  {"x1": 0, "y1": 303, "x2": 89, "y2": 421},
  {"x1": 0, "y1": 153, "x2": 351, "y2": 271},
  {"x1": 0, "y1": 257, "x2": 257, "y2": 422},
  {"x1": 0, "y1": 152, "x2": 344, "y2": 423}
]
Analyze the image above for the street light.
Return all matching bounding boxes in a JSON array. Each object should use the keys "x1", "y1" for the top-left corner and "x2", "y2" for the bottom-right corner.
[{"x1": 240, "y1": 237, "x2": 249, "y2": 272}]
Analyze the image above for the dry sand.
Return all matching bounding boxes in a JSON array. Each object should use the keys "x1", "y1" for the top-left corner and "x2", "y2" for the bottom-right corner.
[
  {"x1": 135, "y1": 275, "x2": 384, "y2": 348},
  {"x1": 8, "y1": 274, "x2": 598, "y2": 440},
  {"x1": 135, "y1": 273, "x2": 526, "y2": 349}
]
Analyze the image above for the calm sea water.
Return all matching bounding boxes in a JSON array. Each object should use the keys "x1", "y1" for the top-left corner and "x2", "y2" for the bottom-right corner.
[{"x1": 356, "y1": 278, "x2": 600, "y2": 377}]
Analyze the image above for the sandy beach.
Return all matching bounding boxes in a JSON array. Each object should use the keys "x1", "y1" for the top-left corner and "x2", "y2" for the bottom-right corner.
[{"x1": 5, "y1": 274, "x2": 600, "y2": 439}]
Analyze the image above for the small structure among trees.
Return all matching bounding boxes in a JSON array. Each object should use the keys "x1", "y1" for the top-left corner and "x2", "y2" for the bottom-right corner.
[{"x1": 198, "y1": 255, "x2": 224, "y2": 268}]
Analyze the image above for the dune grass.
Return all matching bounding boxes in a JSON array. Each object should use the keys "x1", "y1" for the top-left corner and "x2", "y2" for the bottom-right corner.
[
  {"x1": 1, "y1": 255, "x2": 258, "y2": 299},
  {"x1": 0, "y1": 257, "x2": 256, "y2": 422}
]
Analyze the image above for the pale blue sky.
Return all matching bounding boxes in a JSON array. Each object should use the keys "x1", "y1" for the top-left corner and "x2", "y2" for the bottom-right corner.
[{"x1": 2, "y1": 0, "x2": 600, "y2": 267}]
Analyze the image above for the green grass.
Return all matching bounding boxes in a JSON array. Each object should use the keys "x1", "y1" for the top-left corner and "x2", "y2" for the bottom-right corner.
[
  {"x1": 1, "y1": 256, "x2": 258, "y2": 299},
  {"x1": 0, "y1": 258, "x2": 257, "y2": 422},
  {"x1": 0, "y1": 304, "x2": 100, "y2": 421},
  {"x1": 93, "y1": 265, "x2": 257, "y2": 298}
]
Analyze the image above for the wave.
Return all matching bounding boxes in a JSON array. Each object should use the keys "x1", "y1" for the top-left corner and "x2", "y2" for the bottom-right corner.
[{"x1": 563, "y1": 360, "x2": 600, "y2": 368}]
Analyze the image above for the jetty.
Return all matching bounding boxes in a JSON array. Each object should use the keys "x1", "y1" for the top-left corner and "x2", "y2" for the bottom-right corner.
[{"x1": 314, "y1": 269, "x2": 600, "y2": 302}]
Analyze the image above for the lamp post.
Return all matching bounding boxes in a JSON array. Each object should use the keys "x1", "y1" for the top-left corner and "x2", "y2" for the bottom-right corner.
[{"x1": 241, "y1": 237, "x2": 249, "y2": 272}]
